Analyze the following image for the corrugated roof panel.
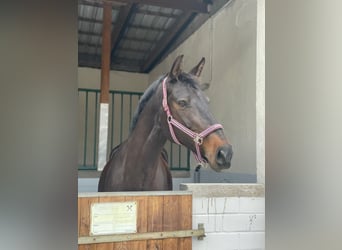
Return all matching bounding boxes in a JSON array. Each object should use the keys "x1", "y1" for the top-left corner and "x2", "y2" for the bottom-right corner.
[
  {"x1": 79, "y1": 46, "x2": 97, "y2": 55},
  {"x1": 78, "y1": 34, "x2": 90, "y2": 44},
  {"x1": 93, "y1": 7, "x2": 103, "y2": 20},
  {"x1": 117, "y1": 50, "x2": 145, "y2": 61},
  {"x1": 92, "y1": 23, "x2": 103, "y2": 34},
  {"x1": 120, "y1": 39, "x2": 154, "y2": 52},
  {"x1": 79, "y1": 5, "x2": 95, "y2": 18},
  {"x1": 79, "y1": 21, "x2": 93, "y2": 32},
  {"x1": 163, "y1": 17, "x2": 176, "y2": 30},
  {"x1": 89, "y1": 35, "x2": 101, "y2": 45},
  {"x1": 131, "y1": 13, "x2": 157, "y2": 27}
]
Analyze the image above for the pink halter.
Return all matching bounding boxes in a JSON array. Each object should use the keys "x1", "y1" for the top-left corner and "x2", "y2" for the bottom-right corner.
[{"x1": 162, "y1": 77, "x2": 223, "y2": 163}]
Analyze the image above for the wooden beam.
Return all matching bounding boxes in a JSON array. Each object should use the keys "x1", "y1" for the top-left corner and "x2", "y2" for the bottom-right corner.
[
  {"x1": 105, "y1": 0, "x2": 210, "y2": 13},
  {"x1": 100, "y1": 1, "x2": 112, "y2": 103},
  {"x1": 142, "y1": 12, "x2": 195, "y2": 72}
]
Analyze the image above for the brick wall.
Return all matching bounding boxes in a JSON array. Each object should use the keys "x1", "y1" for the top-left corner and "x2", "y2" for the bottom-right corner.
[{"x1": 180, "y1": 184, "x2": 265, "y2": 250}]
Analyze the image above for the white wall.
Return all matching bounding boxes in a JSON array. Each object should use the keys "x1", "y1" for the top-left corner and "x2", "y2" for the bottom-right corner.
[
  {"x1": 78, "y1": 67, "x2": 149, "y2": 91},
  {"x1": 149, "y1": 0, "x2": 258, "y2": 180},
  {"x1": 181, "y1": 184, "x2": 265, "y2": 250}
]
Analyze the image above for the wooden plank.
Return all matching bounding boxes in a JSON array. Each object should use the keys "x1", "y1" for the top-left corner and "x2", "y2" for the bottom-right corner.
[
  {"x1": 123, "y1": 196, "x2": 147, "y2": 250},
  {"x1": 163, "y1": 195, "x2": 180, "y2": 250},
  {"x1": 147, "y1": 196, "x2": 164, "y2": 250},
  {"x1": 78, "y1": 196, "x2": 99, "y2": 250},
  {"x1": 178, "y1": 195, "x2": 192, "y2": 250}
]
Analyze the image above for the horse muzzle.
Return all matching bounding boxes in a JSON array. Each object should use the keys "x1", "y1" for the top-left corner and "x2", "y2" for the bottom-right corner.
[{"x1": 215, "y1": 144, "x2": 233, "y2": 169}]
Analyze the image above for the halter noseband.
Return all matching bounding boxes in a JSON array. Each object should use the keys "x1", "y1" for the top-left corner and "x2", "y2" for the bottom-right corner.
[{"x1": 162, "y1": 77, "x2": 223, "y2": 164}]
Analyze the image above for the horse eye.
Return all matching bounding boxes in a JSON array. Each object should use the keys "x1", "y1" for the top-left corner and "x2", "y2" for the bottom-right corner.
[{"x1": 177, "y1": 100, "x2": 188, "y2": 108}]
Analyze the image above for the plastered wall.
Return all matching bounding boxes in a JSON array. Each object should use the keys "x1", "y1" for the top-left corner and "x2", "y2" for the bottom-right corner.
[
  {"x1": 149, "y1": 0, "x2": 258, "y2": 180},
  {"x1": 78, "y1": 67, "x2": 149, "y2": 91}
]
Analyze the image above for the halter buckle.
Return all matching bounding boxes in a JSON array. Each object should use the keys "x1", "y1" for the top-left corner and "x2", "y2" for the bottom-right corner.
[{"x1": 194, "y1": 135, "x2": 203, "y2": 145}]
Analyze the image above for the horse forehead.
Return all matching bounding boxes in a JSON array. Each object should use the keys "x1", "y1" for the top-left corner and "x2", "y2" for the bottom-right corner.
[{"x1": 172, "y1": 82, "x2": 200, "y2": 98}]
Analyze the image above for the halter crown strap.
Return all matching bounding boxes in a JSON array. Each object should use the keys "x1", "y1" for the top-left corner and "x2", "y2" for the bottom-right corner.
[{"x1": 162, "y1": 77, "x2": 223, "y2": 163}]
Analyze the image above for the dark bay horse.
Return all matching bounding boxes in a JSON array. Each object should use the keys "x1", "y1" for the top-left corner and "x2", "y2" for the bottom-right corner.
[{"x1": 98, "y1": 55, "x2": 233, "y2": 191}]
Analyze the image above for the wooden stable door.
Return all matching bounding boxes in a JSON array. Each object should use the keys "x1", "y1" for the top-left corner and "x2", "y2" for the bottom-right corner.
[{"x1": 78, "y1": 192, "x2": 193, "y2": 250}]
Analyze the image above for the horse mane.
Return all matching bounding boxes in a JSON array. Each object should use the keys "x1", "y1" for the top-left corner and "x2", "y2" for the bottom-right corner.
[{"x1": 129, "y1": 75, "x2": 164, "y2": 132}]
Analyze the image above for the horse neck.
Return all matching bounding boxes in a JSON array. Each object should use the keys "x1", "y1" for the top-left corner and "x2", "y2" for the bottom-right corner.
[{"x1": 129, "y1": 89, "x2": 166, "y2": 159}]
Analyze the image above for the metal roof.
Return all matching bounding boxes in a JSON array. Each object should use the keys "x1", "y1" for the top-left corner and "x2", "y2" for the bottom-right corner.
[{"x1": 78, "y1": 0, "x2": 229, "y2": 73}]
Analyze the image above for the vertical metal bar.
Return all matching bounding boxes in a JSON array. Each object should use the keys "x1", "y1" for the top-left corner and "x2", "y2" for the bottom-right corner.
[
  {"x1": 187, "y1": 149, "x2": 191, "y2": 170},
  {"x1": 93, "y1": 92, "x2": 98, "y2": 168},
  {"x1": 120, "y1": 93, "x2": 123, "y2": 143},
  {"x1": 129, "y1": 94, "x2": 132, "y2": 125},
  {"x1": 178, "y1": 144, "x2": 181, "y2": 170},
  {"x1": 83, "y1": 91, "x2": 89, "y2": 167},
  {"x1": 111, "y1": 92, "x2": 115, "y2": 150},
  {"x1": 170, "y1": 142, "x2": 173, "y2": 168}
]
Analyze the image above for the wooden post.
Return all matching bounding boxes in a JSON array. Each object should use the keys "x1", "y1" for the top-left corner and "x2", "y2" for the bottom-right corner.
[{"x1": 98, "y1": 1, "x2": 112, "y2": 171}]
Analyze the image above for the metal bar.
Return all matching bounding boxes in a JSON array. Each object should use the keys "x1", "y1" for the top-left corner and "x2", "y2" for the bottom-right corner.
[
  {"x1": 170, "y1": 142, "x2": 173, "y2": 168},
  {"x1": 93, "y1": 92, "x2": 99, "y2": 167},
  {"x1": 142, "y1": 12, "x2": 194, "y2": 72},
  {"x1": 110, "y1": 3, "x2": 134, "y2": 58},
  {"x1": 78, "y1": 225, "x2": 205, "y2": 244},
  {"x1": 187, "y1": 149, "x2": 191, "y2": 170},
  {"x1": 120, "y1": 93, "x2": 123, "y2": 142},
  {"x1": 103, "y1": 0, "x2": 210, "y2": 13},
  {"x1": 178, "y1": 144, "x2": 181, "y2": 170},
  {"x1": 78, "y1": 88, "x2": 144, "y2": 96},
  {"x1": 129, "y1": 94, "x2": 132, "y2": 125},
  {"x1": 111, "y1": 93, "x2": 115, "y2": 150},
  {"x1": 83, "y1": 91, "x2": 89, "y2": 166}
]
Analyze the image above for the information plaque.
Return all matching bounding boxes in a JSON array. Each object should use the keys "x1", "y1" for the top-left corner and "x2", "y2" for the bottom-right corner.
[{"x1": 90, "y1": 202, "x2": 137, "y2": 235}]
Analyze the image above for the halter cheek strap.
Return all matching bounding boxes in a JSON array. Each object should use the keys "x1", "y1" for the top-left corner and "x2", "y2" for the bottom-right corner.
[{"x1": 162, "y1": 77, "x2": 223, "y2": 164}]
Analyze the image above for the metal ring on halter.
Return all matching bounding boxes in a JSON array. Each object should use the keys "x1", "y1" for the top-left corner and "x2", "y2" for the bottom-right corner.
[
  {"x1": 167, "y1": 115, "x2": 172, "y2": 122},
  {"x1": 194, "y1": 135, "x2": 203, "y2": 145}
]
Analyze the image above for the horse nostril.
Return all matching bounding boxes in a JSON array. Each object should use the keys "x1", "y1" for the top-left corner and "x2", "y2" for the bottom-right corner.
[{"x1": 216, "y1": 145, "x2": 233, "y2": 167}]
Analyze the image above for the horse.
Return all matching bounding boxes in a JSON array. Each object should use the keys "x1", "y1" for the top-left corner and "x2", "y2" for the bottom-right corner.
[{"x1": 98, "y1": 55, "x2": 233, "y2": 192}]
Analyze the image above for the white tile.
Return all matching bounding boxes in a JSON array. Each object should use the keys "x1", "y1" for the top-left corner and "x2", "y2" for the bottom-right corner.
[
  {"x1": 193, "y1": 214, "x2": 225, "y2": 232},
  {"x1": 239, "y1": 232, "x2": 265, "y2": 249},
  {"x1": 239, "y1": 197, "x2": 265, "y2": 213},
  {"x1": 193, "y1": 233, "x2": 239, "y2": 250},
  {"x1": 207, "y1": 197, "x2": 240, "y2": 214},
  {"x1": 223, "y1": 197, "x2": 240, "y2": 213},
  {"x1": 193, "y1": 197, "x2": 209, "y2": 215},
  {"x1": 222, "y1": 214, "x2": 265, "y2": 232}
]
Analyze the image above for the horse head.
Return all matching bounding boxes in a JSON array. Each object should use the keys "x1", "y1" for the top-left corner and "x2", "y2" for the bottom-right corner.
[{"x1": 160, "y1": 55, "x2": 233, "y2": 172}]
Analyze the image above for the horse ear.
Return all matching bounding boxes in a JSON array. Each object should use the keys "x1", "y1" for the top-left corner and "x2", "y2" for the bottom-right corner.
[
  {"x1": 169, "y1": 55, "x2": 184, "y2": 79},
  {"x1": 189, "y1": 57, "x2": 205, "y2": 77},
  {"x1": 200, "y1": 82, "x2": 210, "y2": 91}
]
